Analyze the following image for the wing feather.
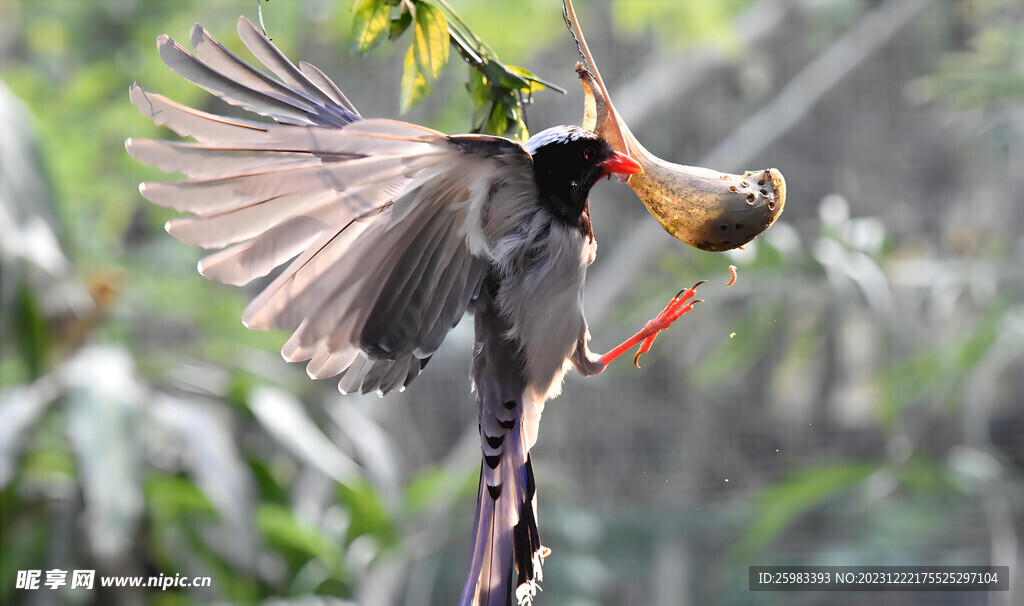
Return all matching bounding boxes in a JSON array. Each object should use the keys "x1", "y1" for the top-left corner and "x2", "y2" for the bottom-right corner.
[
  {"x1": 358, "y1": 359, "x2": 396, "y2": 395},
  {"x1": 166, "y1": 191, "x2": 336, "y2": 248},
  {"x1": 338, "y1": 354, "x2": 370, "y2": 395},
  {"x1": 129, "y1": 84, "x2": 270, "y2": 142},
  {"x1": 157, "y1": 34, "x2": 317, "y2": 125},
  {"x1": 379, "y1": 356, "x2": 419, "y2": 394},
  {"x1": 126, "y1": 138, "x2": 316, "y2": 179},
  {"x1": 190, "y1": 24, "x2": 359, "y2": 127},
  {"x1": 241, "y1": 215, "x2": 380, "y2": 330},
  {"x1": 130, "y1": 19, "x2": 537, "y2": 393},
  {"x1": 236, "y1": 17, "x2": 349, "y2": 112},
  {"x1": 138, "y1": 152, "x2": 433, "y2": 215},
  {"x1": 306, "y1": 345, "x2": 360, "y2": 381},
  {"x1": 281, "y1": 320, "x2": 322, "y2": 363},
  {"x1": 196, "y1": 214, "x2": 325, "y2": 286},
  {"x1": 418, "y1": 255, "x2": 487, "y2": 357},
  {"x1": 359, "y1": 204, "x2": 462, "y2": 358},
  {"x1": 299, "y1": 60, "x2": 358, "y2": 113},
  {"x1": 167, "y1": 16, "x2": 359, "y2": 126}
]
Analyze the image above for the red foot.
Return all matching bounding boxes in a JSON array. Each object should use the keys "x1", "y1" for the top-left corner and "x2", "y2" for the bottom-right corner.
[{"x1": 596, "y1": 280, "x2": 706, "y2": 370}]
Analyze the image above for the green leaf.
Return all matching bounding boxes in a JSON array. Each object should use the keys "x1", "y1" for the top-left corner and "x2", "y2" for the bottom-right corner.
[
  {"x1": 390, "y1": 10, "x2": 412, "y2": 40},
  {"x1": 13, "y1": 286, "x2": 52, "y2": 379},
  {"x1": 22, "y1": 446, "x2": 75, "y2": 479},
  {"x1": 467, "y1": 67, "x2": 489, "y2": 108},
  {"x1": 510, "y1": 118, "x2": 528, "y2": 143},
  {"x1": 732, "y1": 463, "x2": 878, "y2": 557},
  {"x1": 508, "y1": 65, "x2": 546, "y2": 93},
  {"x1": 399, "y1": 43, "x2": 431, "y2": 113},
  {"x1": 351, "y1": 0, "x2": 391, "y2": 55},
  {"x1": 484, "y1": 100, "x2": 509, "y2": 137},
  {"x1": 472, "y1": 102, "x2": 491, "y2": 132},
  {"x1": 144, "y1": 474, "x2": 217, "y2": 520},
  {"x1": 955, "y1": 301, "x2": 1005, "y2": 371},
  {"x1": 337, "y1": 479, "x2": 397, "y2": 546},
  {"x1": 404, "y1": 464, "x2": 478, "y2": 513},
  {"x1": 257, "y1": 503, "x2": 344, "y2": 575},
  {"x1": 483, "y1": 62, "x2": 527, "y2": 92},
  {"x1": 505, "y1": 100, "x2": 529, "y2": 143},
  {"x1": 0, "y1": 495, "x2": 47, "y2": 606},
  {"x1": 405, "y1": 466, "x2": 447, "y2": 513},
  {"x1": 399, "y1": 2, "x2": 450, "y2": 112},
  {"x1": 412, "y1": 2, "x2": 449, "y2": 84}
]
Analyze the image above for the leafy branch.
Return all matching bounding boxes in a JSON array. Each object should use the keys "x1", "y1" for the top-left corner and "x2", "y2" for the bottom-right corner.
[{"x1": 350, "y1": 0, "x2": 565, "y2": 141}]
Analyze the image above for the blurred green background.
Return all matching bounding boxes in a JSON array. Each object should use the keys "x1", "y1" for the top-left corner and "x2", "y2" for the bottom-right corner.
[{"x1": 2, "y1": 1, "x2": 1022, "y2": 605}]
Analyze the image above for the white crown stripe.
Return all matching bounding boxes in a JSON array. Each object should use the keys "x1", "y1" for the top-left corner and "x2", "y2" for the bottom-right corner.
[{"x1": 523, "y1": 125, "x2": 595, "y2": 155}]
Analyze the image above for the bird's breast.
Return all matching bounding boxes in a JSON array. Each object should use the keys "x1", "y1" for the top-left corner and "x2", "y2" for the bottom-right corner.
[{"x1": 492, "y1": 214, "x2": 592, "y2": 404}]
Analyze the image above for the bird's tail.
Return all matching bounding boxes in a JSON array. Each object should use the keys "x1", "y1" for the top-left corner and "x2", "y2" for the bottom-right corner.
[{"x1": 460, "y1": 405, "x2": 548, "y2": 606}]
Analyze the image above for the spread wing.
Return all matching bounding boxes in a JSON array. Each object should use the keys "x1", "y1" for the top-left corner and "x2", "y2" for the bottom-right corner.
[{"x1": 128, "y1": 16, "x2": 535, "y2": 395}]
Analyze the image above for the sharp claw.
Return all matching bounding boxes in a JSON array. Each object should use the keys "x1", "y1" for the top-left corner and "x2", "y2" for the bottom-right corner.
[
  {"x1": 674, "y1": 280, "x2": 707, "y2": 300},
  {"x1": 614, "y1": 284, "x2": 707, "y2": 372}
]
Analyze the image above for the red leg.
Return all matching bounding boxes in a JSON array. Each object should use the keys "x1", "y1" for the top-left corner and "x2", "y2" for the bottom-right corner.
[{"x1": 592, "y1": 280, "x2": 705, "y2": 373}]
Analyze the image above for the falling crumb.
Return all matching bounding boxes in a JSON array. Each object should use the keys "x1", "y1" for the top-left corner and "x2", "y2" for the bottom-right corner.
[
  {"x1": 729, "y1": 332, "x2": 736, "y2": 339},
  {"x1": 724, "y1": 478, "x2": 729, "y2": 483},
  {"x1": 726, "y1": 265, "x2": 737, "y2": 287}
]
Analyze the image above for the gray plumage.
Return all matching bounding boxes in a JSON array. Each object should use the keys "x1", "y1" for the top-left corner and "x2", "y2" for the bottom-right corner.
[{"x1": 129, "y1": 17, "x2": 646, "y2": 605}]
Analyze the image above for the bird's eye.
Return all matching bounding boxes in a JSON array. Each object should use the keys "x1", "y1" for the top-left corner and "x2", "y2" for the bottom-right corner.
[{"x1": 583, "y1": 146, "x2": 596, "y2": 162}]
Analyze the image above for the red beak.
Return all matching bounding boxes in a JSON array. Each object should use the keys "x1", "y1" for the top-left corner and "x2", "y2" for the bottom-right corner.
[{"x1": 598, "y1": 150, "x2": 643, "y2": 179}]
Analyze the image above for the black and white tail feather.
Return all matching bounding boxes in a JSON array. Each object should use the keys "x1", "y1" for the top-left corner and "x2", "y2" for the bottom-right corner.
[
  {"x1": 130, "y1": 17, "x2": 622, "y2": 605},
  {"x1": 463, "y1": 282, "x2": 549, "y2": 606}
]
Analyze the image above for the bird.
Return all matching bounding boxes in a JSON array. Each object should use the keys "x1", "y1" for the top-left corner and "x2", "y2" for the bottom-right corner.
[{"x1": 127, "y1": 16, "x2": 703, "y2": 606}]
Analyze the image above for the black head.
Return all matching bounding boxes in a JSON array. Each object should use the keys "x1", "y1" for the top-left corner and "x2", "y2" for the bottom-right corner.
[{"x1": 526, "y1": 126, "x2": 641, "y2": 225}]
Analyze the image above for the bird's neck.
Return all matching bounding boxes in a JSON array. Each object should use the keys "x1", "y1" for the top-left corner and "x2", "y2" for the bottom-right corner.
[
  {"x1": 532, "y1": 163, "x2": 595, "y2": 238},
  {"x1": 536, "y1": 191, "x2": 593, "y2": 238}
]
